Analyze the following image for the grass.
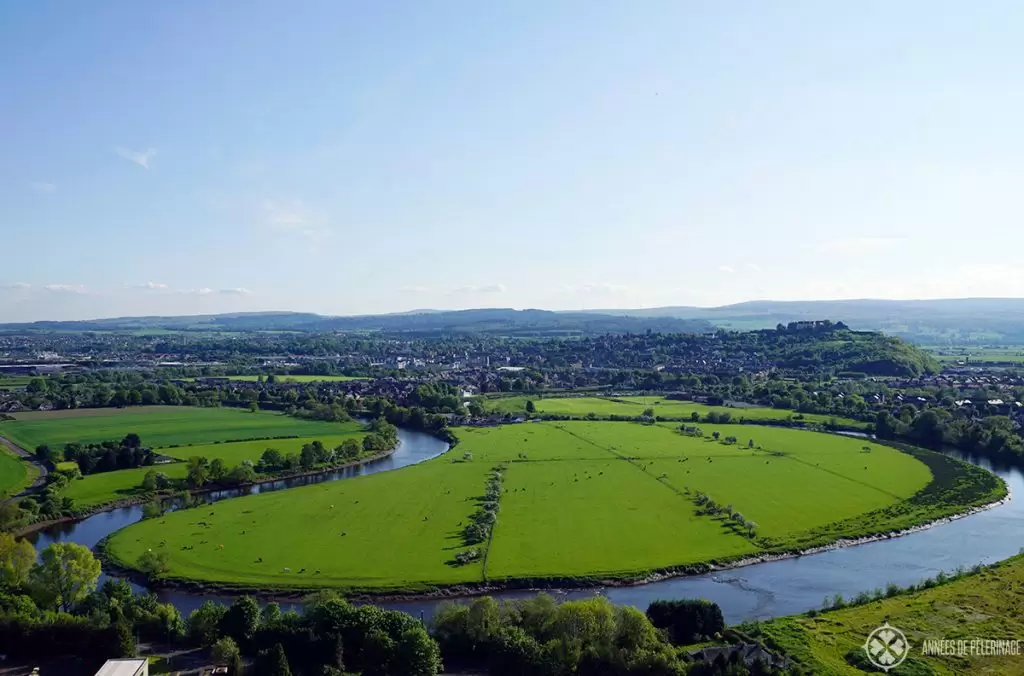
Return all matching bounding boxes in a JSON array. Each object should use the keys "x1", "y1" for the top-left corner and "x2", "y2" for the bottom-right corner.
[
  {"x1": 106, "y1": 459, "x2": 491, "y2": 590},
  {"x1": 487, "y1": 395, "x2": 865, "y2": 427},
  {"x1": 0, "y1": 406, "x2": 356, "y2": 450},
  {"x1": 186, "y1": 375, "x2": 367, "y2": 383},
  {"x1": 0, "y1": 445, "x2": 37, "y2": 498},
  {"x1": 752, "y1": 554, "x2": 1024, "y2": 675},
  {"x1": 927, "y1": 345, "x2": 1024, "y2": 364},
  {"x1": 59, "y1": 422, "x2": 368, "y2": 508},
  {"x1": 486, "y1": 459, "x2": 759, "y2": 580},
  {"x1": 63, "y1": 463, "x2": 190, "y2": 508},
  {"x1": 158, "y1": 429, "x2": 365, "y2": 464},
  {"x1": 0, "y1": 376, "x2": 32, "y2": 390},
  {"x1": 105, "y1": 421, "x2": 997, "y2": 593}
]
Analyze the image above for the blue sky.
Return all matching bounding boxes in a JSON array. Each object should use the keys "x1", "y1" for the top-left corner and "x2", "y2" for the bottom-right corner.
[{"x1": 3, "y1": 1, "x2": 1024, "y2": 321}]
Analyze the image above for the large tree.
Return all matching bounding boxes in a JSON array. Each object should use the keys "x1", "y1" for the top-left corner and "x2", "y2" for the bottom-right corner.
[
  {"x1": 30, "y1": 542, "x2": 102, "y2": 612},
  {"x1": 0, "y1": 531, "x2": 36, "y2": 587}
]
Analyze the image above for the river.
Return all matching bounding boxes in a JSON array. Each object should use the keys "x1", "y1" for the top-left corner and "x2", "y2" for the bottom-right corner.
[{"x1": 24, "y1": 432, "x2": 1024, "y2": 625}]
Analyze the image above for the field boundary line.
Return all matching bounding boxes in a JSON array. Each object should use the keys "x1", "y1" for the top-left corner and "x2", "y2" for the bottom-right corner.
[
  {"x1": 553, "y1": 424, "x2": 715, "y2": 507},
  {"x1": 783, "y1": 453, "x2": 904, "y2": 501}
]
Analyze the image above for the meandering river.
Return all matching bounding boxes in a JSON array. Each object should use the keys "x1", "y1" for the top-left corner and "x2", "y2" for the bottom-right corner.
[{"x1": 24, "y1": 431, "x2": 1024, "y2": 625}]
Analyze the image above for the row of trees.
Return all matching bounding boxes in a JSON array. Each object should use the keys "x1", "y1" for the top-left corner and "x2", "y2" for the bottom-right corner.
[{"x1": 35, "y1": 433, "x2": 155, "y2": 476}]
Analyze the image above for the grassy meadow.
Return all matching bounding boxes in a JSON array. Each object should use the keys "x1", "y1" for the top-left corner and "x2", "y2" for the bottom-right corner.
[
  {"x1": 186, "y1": 375, "x2": 367, "y2": 383},
  {"x1": 105, "y1": 421, "x2": 999, "y2": 593},
  {"x1": 106, "y1": 459, "x2": 491, "y2": 590},
  {"x1": 751, "y1": 554, "x2": 1024, "y2": 675},
  {"x1": 158, "y1": 429, "x2": 365, "y2": 464},
  {"x1": 0, "y1": 407, "x2": 367, "y2": 509},
  {"x1": 0, "y1": 445, "x2": 37, "y2": 498},
  {"x1": 63, "y1": 463, "x2": 190, "y2": 507},
  {"x1": 0, "y1": 376, "x2": 32, "y2": 390},
  {"x1": 0, "y1": 406, "x2": 353, "y2": 450},
  {"x1": 487, "y1": 395, "x2": 864, "y2": 427}
]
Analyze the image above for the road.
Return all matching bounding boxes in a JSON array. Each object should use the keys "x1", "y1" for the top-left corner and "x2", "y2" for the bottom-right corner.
[{"x1": 0, "y1": 434, "x2": 48, "y2": 500}]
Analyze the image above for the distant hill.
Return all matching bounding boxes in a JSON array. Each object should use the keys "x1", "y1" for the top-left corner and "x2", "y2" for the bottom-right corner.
[
  {"x1": 0, "y1": 309, "x2": 712, "y2": 336},
  {"x1": 587, "y1": 298, "x2": 1024, "y2": 344},
  {"x1": 6, "y1": 298, "x2": 1024, "y2": 342}
]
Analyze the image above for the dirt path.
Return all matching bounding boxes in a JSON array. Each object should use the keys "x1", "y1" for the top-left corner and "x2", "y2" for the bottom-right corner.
[{"x1": 0, "y1": 435, "x2": 48, "y2": 499}]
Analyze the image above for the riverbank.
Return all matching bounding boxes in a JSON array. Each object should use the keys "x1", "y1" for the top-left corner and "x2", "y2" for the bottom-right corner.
[
  {"x1": 749, "y1": 551, "x2": 1024, "y2": 674},
  {"x1": 13, "y1": 446, "x2": 399, "y2": 538}
]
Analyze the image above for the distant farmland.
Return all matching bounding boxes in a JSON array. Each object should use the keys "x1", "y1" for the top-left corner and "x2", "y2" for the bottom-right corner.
[
  {"x1": 487, "y1": 395, "x2": 864, "y2": 427},
  {"x1": 0, "y1": 407, "x2": 367, "y2": 508},
  {"x1": 185, "y1": 375, "x2": 367, "y2": 383},
  {"x1": 0, "y1": 406, "x2": 354, "y2": 450}
]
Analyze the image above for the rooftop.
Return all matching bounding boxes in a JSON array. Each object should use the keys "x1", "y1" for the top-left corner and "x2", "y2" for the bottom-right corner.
[{"x1": 94, "y1": 659, "x2": 148, "y2": 676}]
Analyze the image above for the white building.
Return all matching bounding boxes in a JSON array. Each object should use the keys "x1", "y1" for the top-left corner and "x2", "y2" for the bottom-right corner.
[{"x1": 94, "y1": 659, "x2": 148, "y2": 676}]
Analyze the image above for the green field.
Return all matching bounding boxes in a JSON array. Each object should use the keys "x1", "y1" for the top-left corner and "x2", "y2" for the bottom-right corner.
[
  {"x1": 929, "y1": 346, "x2": 1024, "y2": 364},
  {"x1": 63, "y1": 463, "x2": 190, "y2": 507},
  {"x1": 106, "y1": 421, "x2": 999, "y2": 593},
  {"x1": 0, "y1": 445, "x2": 38, "y2": 498},
  {"x1": 751, "y1": 554, "x2": 1024, "y2": 675},
  {"x1": 187, "y1": 375, "x2": 367, "y2": 383},
  {"x1": 487, "y1": 395, "x2": 864, "y2": 427},
  {"x1": 0, "y1": 406, "x2": 355, "y2": 450},
  {"x1": 0, "y1": 376, "x2": 32, "y2": 390},
  {"x1": 61, "y1": 431, "x2": 370, "y2": 509}
]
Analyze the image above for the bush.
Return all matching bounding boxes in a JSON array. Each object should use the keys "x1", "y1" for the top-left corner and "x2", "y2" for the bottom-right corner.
[{"x1": 645, "y1": 599, "x2": 724, "y2": 644}]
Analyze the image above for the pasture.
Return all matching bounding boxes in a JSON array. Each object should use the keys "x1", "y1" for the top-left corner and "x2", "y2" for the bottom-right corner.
[
  {"x1": 159, "y1": 429, "x2": 365, "y2": 464},
  {"x1": 63, "y1": 463, "x2": 189, "y2": 508},
  {"x1": 102, "y1": 420, "x2": 991, "y2": 593},
  {"x1": 487, "y1": 395, "x2": 864, "y2": 427},
  {"x1": 61, "y1": 428, "x2": 374, "y2": 509},
  {"x1": 187, "y1": 375, "x2": 366, "y2": 383},
  {"x1": 106, "y1": 459, "x2": 491, "y2": 590},
  {"x1": 0, "y1": 406, "x2": 354, "y2": 450},
  {"x1": 0, "y1": 445, "x2": 37, "y2": 498},
  {"x1": 753, "y1": 554, "x2": 1024, "y2": 675},
  {"x1": 0, "y1": 376, "x2": 32, "y2": 390}
]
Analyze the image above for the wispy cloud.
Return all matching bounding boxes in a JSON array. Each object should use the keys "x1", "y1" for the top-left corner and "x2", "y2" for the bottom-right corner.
[
  {"x1": 115, "y1": 146, "x2": 157, "y2": 169},
  {"x1": 28, "y1": 181, "x2": 56, "y2": 193},
  {"x1": 452, "y1": 283, "x2": 506, "y2": 294},
  {"x1": 745, "y1": 263, "x2": 762, "y2": 273},
  {"x1": 180, "y1": 287, "x2": 214, "y2": 296},
  {"x1": 219, "y1": 287, "x2": 251, "y2": 295},
  {"x1": 399, "y1": 285, "x2": 430, "y2": 293},
  {"x1": 262, "y1": 199, "x2": 330, "y2": 242},
  {"x1": 2, "y1": 282, "x2": 31, "y2": 291},
  {"x1": 568, "y1": 283, "x2": 629, "y2": 295},
  {"x1": 43, "y1": 283, "x2": 88, "y2": 294},
  {"x1": 816, "y1": 237, "x2": 906, "y2": 256},
  {"x1": 134, "y1": 281, "x2": 169, "y2": 290},
  {"x1": 719, "y1": 266, "x2": 736, "y2": 274}
]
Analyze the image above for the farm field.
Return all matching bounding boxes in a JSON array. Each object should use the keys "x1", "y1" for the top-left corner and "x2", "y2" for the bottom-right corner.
[
  {"x1": 159, "y1": 429, "x2": 365, "y2": 464},
  {"x1": 63, "y1": 463, "x2": 189, "y2": 508},
  {"x1": 106, "y1": 459, "x2": 491, "y2": 590},
  {"x1": 0, "y1": 376, "x2": 32, "y2": 390},
  {"x1": 752, "y1": 554, "x2": 1024, "y2": 675},
  {"x1": 105, "y1": 421, "x2": 999, "y2": 593},
  {"x1": 186, "y1": 375, "x2": 366, "y2": 383},
  {"x1": 927, "y1": 345, "x2": 1024, "y2": 364},
  {"x1": 0, "y1": 445, "x2": 37, "y2": 498},
  {"x1": 0, "y1": 406, "x2": 355, "y2": 450},
  {"x1": 61, "y1": 430, "x2": 371, "y2": 509},
  {"x1": 487, "y1": 395, "x2": 865, "y2": 427}
]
